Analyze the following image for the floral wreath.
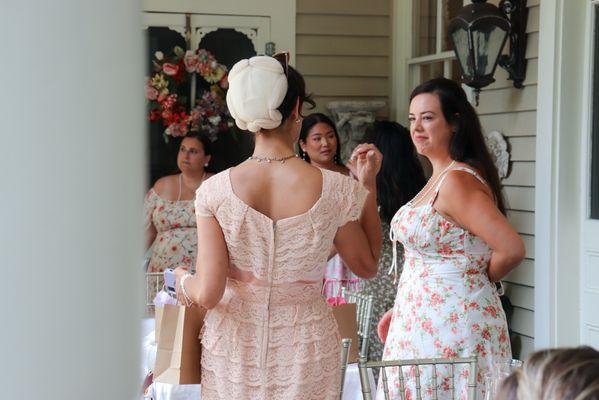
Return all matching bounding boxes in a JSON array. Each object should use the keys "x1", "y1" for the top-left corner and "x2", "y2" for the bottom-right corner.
[{"x1": 145, "y1": 46, "x2": 231, "y2": 142}]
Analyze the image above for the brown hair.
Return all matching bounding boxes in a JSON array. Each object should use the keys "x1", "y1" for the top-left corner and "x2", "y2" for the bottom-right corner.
[{"x1": 497, "y1": 346, "x2": 599, "y2": 400}]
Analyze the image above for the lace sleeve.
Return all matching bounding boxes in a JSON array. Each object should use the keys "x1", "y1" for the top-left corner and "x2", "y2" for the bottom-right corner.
[
  {"x1": 143, "y1": 189, "x2": 157, "y2": 230},
  {"x1": 195, "y1": 180, "x2": 214, "y2": 218},
  {"x1": 337, "y1": 175, "x2": 369, "y2": 227}
]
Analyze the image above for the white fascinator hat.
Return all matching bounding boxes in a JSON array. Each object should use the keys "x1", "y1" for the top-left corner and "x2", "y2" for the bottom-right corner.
[{"x1": 226, "y1": 56, "x2": 288, "y2": 133}]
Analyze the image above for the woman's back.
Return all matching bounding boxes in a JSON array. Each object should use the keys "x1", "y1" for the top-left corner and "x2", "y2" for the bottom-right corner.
[{"x1": 196, "y1": 165, "x2": 366, "y2": 284}]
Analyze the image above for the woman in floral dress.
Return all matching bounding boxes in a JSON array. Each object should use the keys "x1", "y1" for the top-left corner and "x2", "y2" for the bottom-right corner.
[
  {"x1": 379, "y1": 78, "x2": 525, "y2": 399},
  {"x1": 144, "y1": 132, "x2": 213, "y2": 273}
]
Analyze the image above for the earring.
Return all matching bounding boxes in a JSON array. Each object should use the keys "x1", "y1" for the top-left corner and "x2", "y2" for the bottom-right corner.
[
  {"x1": 295, "y1": 118, "x2": 301, "y2": 124},
  {"x1": 334, "y1": 154, "x2": 339, "y2": 164},
  {"x1": 204, "y1": 163, "x2": 209, "y2": 168}
]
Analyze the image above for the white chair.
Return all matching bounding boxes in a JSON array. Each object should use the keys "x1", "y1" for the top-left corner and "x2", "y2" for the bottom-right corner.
[
  {"x1": 357, "y1": 355, "x2": 478, "y2": 400},
  {"x1": 146, "y1": 271, "x2": 162, "y2": 314},
  {"x1": 342, "y1": 288, "x2": 374, "y2": 358}
]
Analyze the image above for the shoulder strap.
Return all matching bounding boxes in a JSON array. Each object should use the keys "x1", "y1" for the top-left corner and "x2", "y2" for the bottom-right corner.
[
  {"x1": 430, "y1": 166, "x2": 490, "y2": 204},
  {"x1": 177, "y1": 173, "x2": 183, "y2": 202}
]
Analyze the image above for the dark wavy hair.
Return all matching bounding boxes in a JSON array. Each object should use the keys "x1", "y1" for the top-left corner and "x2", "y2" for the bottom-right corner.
[
  {"x1": 363, "y1": 121, "x2": 426, "y2": 223},
  {"x1": 410, "y1": 78, "x2": 506, "y2": 214},
  {"x1": 298, "y1": 113, "x2": 343, "y2": 165},
  {"x1": 276, "y1": 65, "x2": 315, "y2": 124}
]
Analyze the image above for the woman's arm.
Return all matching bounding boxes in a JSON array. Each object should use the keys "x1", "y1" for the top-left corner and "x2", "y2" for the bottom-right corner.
[
  {"x1": 435, "y1": 172, "x2": 525, "y2": 282},
  {"x1": 175, "y1": 216, "x2": 229, "y2": 309},
  {"x1": 334, "y1": 145, "x2": 383, "y2": 278}
]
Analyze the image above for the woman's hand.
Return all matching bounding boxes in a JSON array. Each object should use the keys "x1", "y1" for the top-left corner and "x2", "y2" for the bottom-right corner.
[
  {"x1": 377, "y1": 309, "x2": 393, "y2": 343},
  {"x1": 348, "y1": 144, "x2": 382, "y2": 191},
  {"x1": 173, "y1": 266, "x2": 191, "y2": 306}
]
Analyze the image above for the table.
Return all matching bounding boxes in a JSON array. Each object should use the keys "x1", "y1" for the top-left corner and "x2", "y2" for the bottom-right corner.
[{"x1": 141, "y1": 318, "x2": 376, "y2": 400}]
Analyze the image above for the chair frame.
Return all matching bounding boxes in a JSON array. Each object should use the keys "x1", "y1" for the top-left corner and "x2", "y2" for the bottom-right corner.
[
  {"x1": 342, "y1": 288, "x2": 374, "y2": 358},
  {"x1": 339, "y1": 338, "x2": 352, "y2": 400},
  {"x1": 358, "y1": 355, "x2": 478, "y2": 400}
]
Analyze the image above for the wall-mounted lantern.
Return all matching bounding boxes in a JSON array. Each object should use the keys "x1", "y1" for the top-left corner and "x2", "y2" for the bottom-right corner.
[{"x1": 448, "y1": 0, "x2": 528, "y2": 105}]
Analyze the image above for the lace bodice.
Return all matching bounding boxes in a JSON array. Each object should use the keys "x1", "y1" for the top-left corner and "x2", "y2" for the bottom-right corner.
[{"x1": 195, "y1": 168, "x2": 368, "y2": 284}]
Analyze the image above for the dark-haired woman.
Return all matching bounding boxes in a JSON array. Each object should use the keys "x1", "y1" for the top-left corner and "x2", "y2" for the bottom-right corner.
[
  {"x1": 358, "y1": 121, "x2": 426, "y2": 364},
  {"x1": 173, "y1": 56, "x2": 382, "y2": 399},
  {"x1": 144, "y1": 132, "x2": 213, "y2": 273},
  {"x1": 378, "y1": 78, "x2": 525, "y2": 399},
  {"x1": 299, "y1": 113, "x2": 363, "y2": 302}
]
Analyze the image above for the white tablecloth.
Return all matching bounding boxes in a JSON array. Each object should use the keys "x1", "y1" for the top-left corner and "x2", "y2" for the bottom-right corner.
[{"x1": 141, "y1": 318, "x2": 376, "y2": 400}]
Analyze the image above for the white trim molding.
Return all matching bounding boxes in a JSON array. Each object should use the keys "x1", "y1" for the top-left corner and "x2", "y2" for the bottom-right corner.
[{"x1": 535, "y1": 0, "x2": 588, "y2": 348}]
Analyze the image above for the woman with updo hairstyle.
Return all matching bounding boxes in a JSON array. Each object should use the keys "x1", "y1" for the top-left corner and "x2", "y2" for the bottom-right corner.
[
  {"x1": 173, "y1": 55, "x2": 383, "y2": 399},
  {"x1": 497, "y1": 346, "x2": 599, "y2": 400},
  {"x1": 299, "y1": 112, "x2": 362, "y2": 303}
]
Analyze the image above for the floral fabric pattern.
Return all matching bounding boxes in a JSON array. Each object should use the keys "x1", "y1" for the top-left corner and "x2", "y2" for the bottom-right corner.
[
  {"x1": 379, "y1": 168, "x2": 511, "y2": 400},
  {"x1": 361, "y1": 220, "x2": 401, "y2": 364},
  {"x1": 144, "y1": 189, "x2": 197, "y2": 272}
]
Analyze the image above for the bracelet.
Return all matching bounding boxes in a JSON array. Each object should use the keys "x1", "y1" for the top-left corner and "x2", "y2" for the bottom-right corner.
[{"x1": 180, "y1": 273, "x2": 194, "y2": 306}]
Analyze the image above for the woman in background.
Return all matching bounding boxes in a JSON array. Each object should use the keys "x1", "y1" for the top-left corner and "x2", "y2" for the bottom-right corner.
[
  {"x1": 299, "y1": 113, "x2": 362, "y2": 303},
  {"x1": 360, "y1": 120, "x2": 426, "y2": 363},
  {"x1": 144, "y1": 132, "x2": 213, "y2": 273}
]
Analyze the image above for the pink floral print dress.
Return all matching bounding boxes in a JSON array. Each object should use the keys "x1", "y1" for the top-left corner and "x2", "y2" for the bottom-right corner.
[
  {"x1": 379, "y1": 167, "x2": 511, "y2": 400},
  {"x1": 144, "y1": 188, "x2": 197, "y2": 272}
]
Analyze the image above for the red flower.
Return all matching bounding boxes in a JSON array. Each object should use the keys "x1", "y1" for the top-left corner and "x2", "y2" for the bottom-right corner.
[
  {"x1": 171, "y1": 245, "x2": 178, "y2": 252},
  {"x1": 162, "y1": 63, "x2": 179, "y2": 76},
  {"x1": 149, "y1": 108, "x2": 161, "y2": 122}
]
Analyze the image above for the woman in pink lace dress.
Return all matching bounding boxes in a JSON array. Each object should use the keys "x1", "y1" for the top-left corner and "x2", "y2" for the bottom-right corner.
[
  {"x1": 378, "y1": 78, "x2": 525, "y2": 399},
  {"x1": 173, "y1": 55, "x2": 383, "y2": 399}
]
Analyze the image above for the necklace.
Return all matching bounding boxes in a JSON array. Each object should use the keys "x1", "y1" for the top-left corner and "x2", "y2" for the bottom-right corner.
[
  {"x1": 409, "y1": 160, "x2": 456, "y2": 206},
  {"x1": 248, "y1": 154, "x2": 298, "y2": 164}
]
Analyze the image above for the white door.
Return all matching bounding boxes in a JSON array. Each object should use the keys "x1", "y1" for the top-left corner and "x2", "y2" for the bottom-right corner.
[
  {"x1": 581, "y1": 0, "x2": 599, "y2": 348},
  {"x1": 142, "y1": 13, "x2": 271, "y2": 57}
]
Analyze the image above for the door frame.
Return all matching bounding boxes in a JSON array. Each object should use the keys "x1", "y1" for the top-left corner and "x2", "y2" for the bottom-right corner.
[
  {"x1": 142, "y1": 0, "x2": 296, "y2": 59},
  {"x1": 535, "y1": 0, "x2": 588, "y2": 348}
]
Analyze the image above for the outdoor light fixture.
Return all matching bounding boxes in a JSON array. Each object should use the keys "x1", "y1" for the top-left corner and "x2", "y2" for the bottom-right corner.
[{"x1": 448, "y1": 0, "x2": 528, "y2": 105}]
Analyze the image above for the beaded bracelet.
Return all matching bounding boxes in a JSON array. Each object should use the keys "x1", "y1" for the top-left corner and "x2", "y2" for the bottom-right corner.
[{"x1": 179, "y1": 273, "x2": 194, "y2": 306}]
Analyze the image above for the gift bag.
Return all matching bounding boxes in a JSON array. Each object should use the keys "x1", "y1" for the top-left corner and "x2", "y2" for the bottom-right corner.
[
  {"x1": 153, "y1": 304, "x2": 206, "y2": 384},
  {"x1": 331, "y1": 303, "x2": 360, "y2": 363}
]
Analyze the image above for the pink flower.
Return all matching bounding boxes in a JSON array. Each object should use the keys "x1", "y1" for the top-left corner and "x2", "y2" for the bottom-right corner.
[
  {"x1": 184, "y1": 51, "x2": 200, "y2": 73},
  {"x1": 145, "y1": 85, "x2": 159, "y2": 100},
  {"x1": 162, "y1": 63, "x2": 179, "y2": 76},
  {"x1": 165, "y1": 122, "x2": 189, "y2": 137}
]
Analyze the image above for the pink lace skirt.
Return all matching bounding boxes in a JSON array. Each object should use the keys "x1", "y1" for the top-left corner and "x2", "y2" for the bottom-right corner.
[{"x1": 201, "y1": 279, "x2": 342, "y2": 400}]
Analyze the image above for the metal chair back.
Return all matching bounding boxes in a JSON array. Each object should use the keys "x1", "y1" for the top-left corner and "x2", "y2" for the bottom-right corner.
[
  {"x1": 339, "y1": 338, "x2": 352, "y2": 400},
  {"x1": 342, "y1": 288, "x2": 374, "y2": 358},
  {"x1": 358, "y1": 355, "x2": 478, "y2": 400}
]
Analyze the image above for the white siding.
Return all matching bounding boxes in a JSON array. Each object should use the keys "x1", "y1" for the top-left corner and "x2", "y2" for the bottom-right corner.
[
  {"x1": 296, "y1": 0, "x2": 392, "y2": 116},
  {"x1": 479, "y1": 0, "x2": 539, "y2": 360}
]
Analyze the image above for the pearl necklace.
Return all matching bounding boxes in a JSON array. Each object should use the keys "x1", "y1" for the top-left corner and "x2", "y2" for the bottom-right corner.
[
  {"x1": 409, "y1": 160, "x2": 456, "y2": 206},
  {"x1": 247, "y1": 154, "x2": 299, "y2": 164}
]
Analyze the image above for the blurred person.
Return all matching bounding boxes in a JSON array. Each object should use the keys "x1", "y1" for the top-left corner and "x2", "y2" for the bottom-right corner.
[
  {"x1": 144, "y1": 132, "x2": 214, "y2": 273},
  {"x1": 497, "y1": 346, "x2": 599, "y2": 400}
]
